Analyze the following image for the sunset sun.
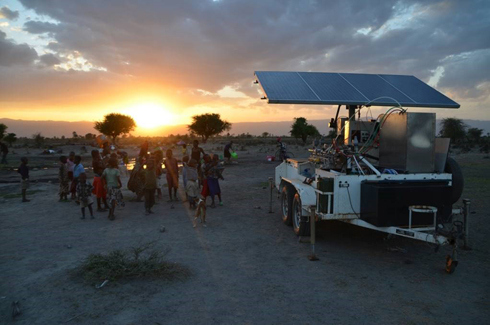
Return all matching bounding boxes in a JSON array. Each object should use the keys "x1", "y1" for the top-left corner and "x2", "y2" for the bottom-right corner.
[{"x1": 126, "y1": 103, "x2": 175, "y2": 129}]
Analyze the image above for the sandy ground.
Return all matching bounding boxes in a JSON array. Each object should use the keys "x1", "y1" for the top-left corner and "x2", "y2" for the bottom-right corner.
[{"x1": 0, "y1": 144, "x2": 489, "y2": 324}]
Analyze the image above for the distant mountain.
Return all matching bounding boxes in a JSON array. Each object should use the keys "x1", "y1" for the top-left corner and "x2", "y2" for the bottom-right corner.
[{"x1": 1, "y1": 117, "x2": 489, "y2": 138}]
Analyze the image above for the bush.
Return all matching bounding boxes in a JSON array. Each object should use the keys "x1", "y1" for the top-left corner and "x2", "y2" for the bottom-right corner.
[{"x1": 75, "y1": 242, "x2": 190, "y2": 284}]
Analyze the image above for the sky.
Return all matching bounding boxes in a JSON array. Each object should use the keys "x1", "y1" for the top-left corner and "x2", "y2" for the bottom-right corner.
[{"x1": 0, "y1": 0, "x2": 489, "y2": 135}]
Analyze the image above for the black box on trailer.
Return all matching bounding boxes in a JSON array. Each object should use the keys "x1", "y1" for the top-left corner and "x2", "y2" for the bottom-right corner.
[{"x1": 360, "y1": 180, "x2": 452, "y2": 227}]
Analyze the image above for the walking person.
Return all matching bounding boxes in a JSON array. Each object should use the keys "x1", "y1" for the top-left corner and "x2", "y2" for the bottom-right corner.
[
  {"x1": 17, "y1": 157, "x2": 30, "y2": 202},
  {"x1": 164, "y1": 149, "x2": 179, "y2": 201},
  {"x1": 144, "y1": 158, "x2": 157, "y2": 215},
  {"x1": 76, "y1": 173, "x2": 94, "y2": 219},
  {"x1": 223, "y1": 141, "x2": 233, "y2": 164},
  {"x1": 58, "y1": 155, "x2": 70, "y2": 201},
  {"x1": 102, "y1": 157, "x2": 124, "y2": 220}
]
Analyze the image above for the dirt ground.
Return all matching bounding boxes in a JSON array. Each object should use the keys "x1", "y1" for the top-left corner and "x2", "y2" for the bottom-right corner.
[{"x1": 0, "y1": 143, "x2": 489, "y2": 324}]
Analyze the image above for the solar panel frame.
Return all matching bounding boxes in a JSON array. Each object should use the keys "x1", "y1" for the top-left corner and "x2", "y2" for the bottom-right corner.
[{"x1": 254, "y1": 71, "x2": 460, "y2": 109}]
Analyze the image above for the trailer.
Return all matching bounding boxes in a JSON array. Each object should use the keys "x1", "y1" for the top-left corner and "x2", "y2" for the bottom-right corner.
[{"x1": 255, "y1": 71, "x2": 470, "y2": 273}]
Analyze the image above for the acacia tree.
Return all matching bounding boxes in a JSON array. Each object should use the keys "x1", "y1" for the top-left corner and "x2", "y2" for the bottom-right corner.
[
  {"x1": 290, "y1": 117, "x2": 320, "y2": 144},
  {"x1": 4, "y1": 133, "x2": 17, "y2": 147},
  {"x1": 0, "y1": 123, "x2": 7, "y2": 140},
  {"x1": 94, "y1": 113, "x2": 136, "y2": 144},
  {"x1": 188, "y1": 113, "x2": 231, "y2": 142},
  {"x1": 439, "y1": 118, "x2": 466, "y2": 144},
  {"x1": 32, "y1": 132, "x2": 44, "y2": 148}
]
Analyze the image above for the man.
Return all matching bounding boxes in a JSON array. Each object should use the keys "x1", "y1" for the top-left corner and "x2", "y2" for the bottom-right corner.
[
  {"x1": 0, "y1": 142, "x2": 8, "y2": 164},
  {"x1": 223, "y1": 141, "x2": 233, "y2": 164}
]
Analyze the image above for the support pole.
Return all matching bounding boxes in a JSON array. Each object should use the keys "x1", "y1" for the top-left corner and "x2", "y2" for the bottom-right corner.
[
  {"x1": 308, "y1": 206, "x2": 319, "y2": 261},
  {"x1": 463, "y1": 199, "x2": 471, "y2": 250},
  {"x1": 268, "y1": 177, "x2": 273, "y2": 214}
]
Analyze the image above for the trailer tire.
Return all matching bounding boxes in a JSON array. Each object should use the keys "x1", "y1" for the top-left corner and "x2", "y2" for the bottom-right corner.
[
  {"x1": 445, "y1": 157, "x2": 464, "y2": 204},
  {"x1": 280, "y1": 184, "x2": 294, "y2": 226},
  {"x1": 292, "y1": 193, "x2": 310, "y2": 236}
]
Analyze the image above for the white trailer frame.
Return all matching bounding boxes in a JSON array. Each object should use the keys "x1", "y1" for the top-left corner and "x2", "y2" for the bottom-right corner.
[{"x1": 276, "y1": 158, "x2": 465, "y2": 247}]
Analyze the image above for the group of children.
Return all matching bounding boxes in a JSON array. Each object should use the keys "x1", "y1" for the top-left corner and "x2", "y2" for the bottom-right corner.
[
  {"x1": 57, "y1": 151, "x2": 124, "y2": 220},
  {"x1": 17, "y1": 139, "x2": 226, "y2": 221}
]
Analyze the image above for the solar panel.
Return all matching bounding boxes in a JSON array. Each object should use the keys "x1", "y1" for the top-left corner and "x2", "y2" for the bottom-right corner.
[{"x1": 254, "y1": 71, "x2": 460, "y2": 108}]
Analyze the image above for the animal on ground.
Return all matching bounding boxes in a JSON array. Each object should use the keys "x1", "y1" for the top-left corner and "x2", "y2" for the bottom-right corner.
[{"x1": 193, "y1": 198, "x2": 207, "y2": 227}]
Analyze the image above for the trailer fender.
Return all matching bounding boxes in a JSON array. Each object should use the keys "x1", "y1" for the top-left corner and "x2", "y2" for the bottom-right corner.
[{"x1": 280, "y1": 178, "x2": 316, "y2": 216}]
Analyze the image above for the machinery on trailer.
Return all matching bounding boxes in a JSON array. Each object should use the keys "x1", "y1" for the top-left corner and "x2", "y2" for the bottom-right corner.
[{"x1": 254, "y1": 71, "x2": 470, "y2": 273}]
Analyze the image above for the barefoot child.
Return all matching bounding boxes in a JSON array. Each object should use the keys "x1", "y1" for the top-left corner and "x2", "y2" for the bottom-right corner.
[
  {"x1": 164, "y1": 149, "x2": 179, "y2": 202},
  {"x1": 91, "y1": 150, "x2": 109, "y2": 211},
  {"x1": 76, "y1": 173, "x2": 94, "y2": 219},
  {"x1": 102, "y1": 157, "x2": 124, "y2": 220},
  {"x1": 67, "y1": 152, "x2": 75, "y2": 199},
  {"x1": 208, "y1": 155, "x2": 224, "y2": 207},
  {"x1": 17, "y1": 157, "x2": 30, "y2": 202},
  {"x1": 185, "y1": 159, "x2": 199, "y2": 209},
  {"x1": 72, "y1": 155, "x2": 85, "y2": 203},
  {"x1": 144, "y1": 158, "x2": 157, "y2": 215},
  {"x1": 58, "y1": 156, "x2": 70, "y2": 201}
]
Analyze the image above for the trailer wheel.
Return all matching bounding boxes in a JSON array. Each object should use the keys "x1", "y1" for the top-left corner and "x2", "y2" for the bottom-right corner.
[
  {"x1": 292, "y1": 193, "x2": 310, "y2": 236},
  {"x1": 445, "y1": 157, "x2": 464, "y2": 204},
  {"x1": 280, "y1": 184, "x2": 294, "y2": 226}
]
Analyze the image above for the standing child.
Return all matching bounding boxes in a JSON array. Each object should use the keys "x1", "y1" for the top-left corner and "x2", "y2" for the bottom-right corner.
[
  {"x1": 17, "y1": 157, "x2": 30, "y2": 202},
  {"x1": 207, "y1": 155, "x2": 224, "y2": 207},
  {"x1": 76, "y1": 173, "x2": 94, "y2": 219},
  {"x1": 182, "y1": 155, "x2": 189, "y2": 200},
  {"x1": 72, "y1": 155, "x2": 85, "y2": 203},
  {"x1": 164, "y1": 149, "x2": 179, "y2": 202},
  {"x1": 67, "y1": 151, "x2": 75, "y2": 199},
  {"x1": 144, "y1": 158, "x2": 157, "y2": 215},
  {"x1": 102, "y1": 157, "x2": 123, "y2": 220},
  {"x1": 185, "y1": 159, "x2": 200, "y2": 209},
  {"x1": 191, "y1": 140, "x2": 205, "y2": 186},
  {"x1": 91, "y1": 150, "x2": 109, "y2": 211},
  {"x1": 58, "y1": 155, "x2": 70, "y2": 201}
]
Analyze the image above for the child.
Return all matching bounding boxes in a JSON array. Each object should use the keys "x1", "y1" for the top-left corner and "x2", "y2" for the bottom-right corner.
[
  {"x1": 17, "y1": 157, "x2": 30, "y2": 202},
  {"x1": 191, "y1": 140, "x2": 205, "y2": 186},
  {"x1": 207, "y1": 155, "x2": 224, "y2": 207},
  {"x1": 164, "y1": 149, "x2": 179, "y2": 202},
  {"x1": 76, "y1": 173, "x2": 94, "y2": 219},
  {"x1": 185, "y1": 159, "x2": 199, "y2": 209},
  {"x1": 58, "y1": 155, "x2": 70, "y2": 201},
  {"x1": 72, "y1": 155, "x2": 85, "y2": 202},
  {"x1": 91, "y1": 150, "x2": 109, "y2": 211},
  {"x1": 102, "y1": 157, "x2": 123, "y2": 220},
  {"x1": 182, "y1": 155, "x2": 189, "y2": 200},
  {"x1": 144, "y1": 158, "x2": 157, "y2": 215},
  {"x1": 67, "y1": 152, "x2": 75, "y2": 199}
]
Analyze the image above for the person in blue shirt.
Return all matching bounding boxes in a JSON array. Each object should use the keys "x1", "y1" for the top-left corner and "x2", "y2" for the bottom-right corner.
[{"x1": 71, "y1": 155, "x2": 85, "y2": 202}]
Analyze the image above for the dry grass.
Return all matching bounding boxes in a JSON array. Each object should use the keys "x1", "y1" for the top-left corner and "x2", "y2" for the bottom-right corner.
[{"x1": 75, "y1": 242, "x2": 191, "y2": 284}]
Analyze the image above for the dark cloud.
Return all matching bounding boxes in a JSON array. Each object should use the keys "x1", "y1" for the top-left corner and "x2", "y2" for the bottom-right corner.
[
  {"x1": 39, "y1": 53, "x2": 60, "y2": 66},
  {"x1": 2, "y1": 0, "x2": 488, "y2": 110},
  {"x1": 23, "y1": 20, "x2": 60, "y2": 34},
  {"x1": 0, "y1": 31, "x2": 38, "y2": 66},
  {"x1": 0, "y1": 6, "x2": 19, "y2": 20}
]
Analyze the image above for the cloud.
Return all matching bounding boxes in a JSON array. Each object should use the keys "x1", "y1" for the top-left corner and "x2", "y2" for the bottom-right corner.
[
  {"x1": 23, "y1": 20, "x2": 60, "y2": 34},
  {"x1": 0, "y1": 6, "x2": 19, "y2": 20},
  {"x1": 0, "y1": 31, "x2": 38, "y2": 66},
  {"x1": 39, "y1": 53, "x2": 60, "y2": 66},
  {"x1": 0, "y1": 0, "x2": 487, "y2": 120}
]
